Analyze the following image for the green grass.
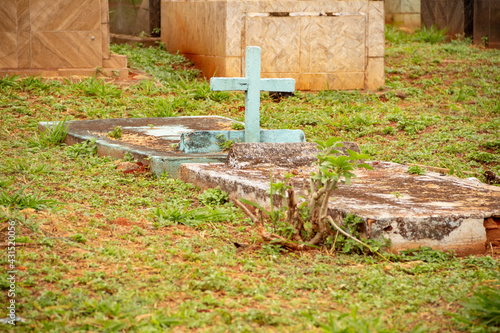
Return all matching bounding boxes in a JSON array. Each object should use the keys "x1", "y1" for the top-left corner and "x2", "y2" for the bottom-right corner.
[{"x1": 0, "y1": 28, "x2": 498, "y2": 332}]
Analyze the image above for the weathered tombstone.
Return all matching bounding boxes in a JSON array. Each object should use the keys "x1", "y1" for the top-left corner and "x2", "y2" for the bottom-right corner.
[
  {"x1": 474, "y1": 0, "x2": 500, "y2": 48},
  {"x1": 421, "y1": 0, "x2": 474, "y2": 37},
  {"x1": 210, "y1": 47, "x2": 295, "y2": 143},
  {"x1": 178, "y1": 46, "x2": 305, "y2": 153}
]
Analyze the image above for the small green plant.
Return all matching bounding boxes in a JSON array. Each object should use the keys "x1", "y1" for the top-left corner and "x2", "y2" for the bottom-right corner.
[
  {"x1": 70, "y1": 234, "x2": 87, "y2": 244},
  {"x1": 467, "y1": 151, "x2": 499, "y2": 164},
  {"x1": 153, "y1": 203, "x2": 232, "y2": 227},
  {"x1": 64, "y1": 138, "x2": 97, "y2": 159},
  {"x1": 216, "y1": 134, "x2": 239, "y2": 152},
  {"x1": 382, "y1": 126, "x2": 396, "y2": 135},
  {"x1": 231, "y1": 123, "x2": 245, "y2": 130},
  {"x1": 458, "y1": 274, "x2": 500, "y2": 327},
  {"x1": 390, "y1": 191, "x2": 403, "y2": 198},
  {"x1": 319, "y1": 307, "x2": 396, "y2": 333},
  {"x1": 30, "y1": 119, "x2": 68, "y2": 148},
  {"x1": 237, "y1": 138, "x2": 387, "y2": 256},
  {"x1": 407, "y1": 165, "x2": 426, "y2": 175},
  {"x1": 414, "y1": 25, "x2": 448, "y2": 44},
  {"x1": 198, "y1": 187, "x2": 229, "y2": 206},
  {"x1": 0, "y1": 188, "x2": 60, "y2": 211},
  {"x1": 107, "y1": 126, "x2": 123, "y2": 139},
  {"x1": 333, "y1": 214, "x2": 390, "y2": 255},
  {"x1": 481, "y1": 35, "x2": 489, "y2": 47}
]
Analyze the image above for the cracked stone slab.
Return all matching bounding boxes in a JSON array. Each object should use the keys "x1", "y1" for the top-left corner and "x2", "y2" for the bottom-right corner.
[
  {"x1": 226, "y1": 141, "x2": 360, "y2": 169},
  {"x1": 180, "y1": 160, "x2": 500, "y2": 256}
]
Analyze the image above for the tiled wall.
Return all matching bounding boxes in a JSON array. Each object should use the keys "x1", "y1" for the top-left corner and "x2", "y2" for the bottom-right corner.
[
  {"x1": 385, "y1": 0, "x2": 421, "y2": 29},
  {"x1": 0, "y1": 0, "x2": 126, "y2": 76},
  {"x1": 161, "y1": 0, "x2": 385, "y2": 91}
]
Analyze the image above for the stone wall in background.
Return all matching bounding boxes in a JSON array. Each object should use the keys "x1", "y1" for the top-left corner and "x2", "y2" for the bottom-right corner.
[
  {"x1": 385, "y1": 0, "x2": 421, "y2": 29},
  {"x1": 161, "y1": 0, "x2": 385, "y2": 91},
  {"x1": 0, "y1": 0, "x2": 127, "y2": 78}
]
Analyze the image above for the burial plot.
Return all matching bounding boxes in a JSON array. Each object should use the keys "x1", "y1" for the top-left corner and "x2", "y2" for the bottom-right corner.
[
  {"x1": 39, "y1": 47, "x2": 305, "y2": 177},
  {"x1": 43, "y1": 45, "x2": 500, "y2": 255},
  {"x1": 161, "y1": 0, "x2": 385, "y2": 90},
  {"x1": 180, "y1": 143, "x2": 500, "y2": 256}
]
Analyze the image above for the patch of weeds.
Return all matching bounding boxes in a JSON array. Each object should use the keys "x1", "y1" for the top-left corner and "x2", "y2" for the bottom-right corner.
[
  {"x1": 462, "y1": 256, "x2": 499, "y2": 269},
  {"x1": 0, "y1": 178, "x2": 14, "y2": 188},
  {"x1": 482, "y1": 140, "x2": 500, "y2": 152},
  {"x1": 396, "y1": 115, "x2": 438, "y2": 135},
  {"x1": 319, "y1": 308, "x2": 396, "y2": 333},
  {"x1": 390, "y1": 247, "x2": 456, "y2": 263},
  {"x1": 381, "y1": 126, "x2": 396, "y2": 135},
  {"x1": 64, "y1": 138, "x2": 97, "y2": 159},
  {"x1": 153, "y1": 204, "x2": 233, "y2": 227},
  {"x1": 467, "y1": 151, "x2": 499, "y2": 164},
  {"x1": 332, "y1": 214, "x2": 390, "y2": 255},
  {"x1": 68, "y1": 77, "x2": 122, "y2": 98},
  {"x1": 70, "y1": 234, "x2": 87, "y2": 244},
  {"x1": 243, "y1": 309, "x2": 288, "y2": 326},
  {"x1": 414, "y1": 25, "x2": 448, "y2": 44},
  {"x1": 407, "y1": 165, "x2": 426, "y2": 175},
  {"x1": 0, "y1": 74, "x2": 19, "y2": 91},
  {"x1": 29, "y1": 118, "x2": 68, "y2": 148},
  {"x1": 190, "y1": 271, "x2": 229, "y2": 292},
  {"x1": 130, "y1": 225, "x2": 146, "y2": 236},
  {"x1": 216, "y1": 134, "x2": 239, "y2": 152},
  {"x1": 0, "y1": 188, "x2": 60, "y2": 211},
  {"x1": 198, "y1": 187, "x2": 229, "y2": 206},
  {"x1": 456, "y1": 274, "x2": 500, "y2": 328},
  {"x1": 107, "y1": 126, "x2": 123, "y2": 139},
  {"x1": 110, "y1": 43, "x2": 200, "y2": 83},
  {"x1": 231, "y1": 122, "x2": 244, "y2": 130}
]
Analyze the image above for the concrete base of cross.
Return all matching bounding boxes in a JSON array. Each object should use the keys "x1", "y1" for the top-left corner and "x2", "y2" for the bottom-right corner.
[{"x1": 179, "y1": 129, "x2": 305, "y2": 153}]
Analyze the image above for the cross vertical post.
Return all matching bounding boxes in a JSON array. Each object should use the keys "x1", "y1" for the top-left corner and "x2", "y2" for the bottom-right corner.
[
  {"x1": 210, "y1": 46, "x2": 295, "y2": 143},
  {"x1": 244, "y1": 47, "x2": 262, "y2": 143}
]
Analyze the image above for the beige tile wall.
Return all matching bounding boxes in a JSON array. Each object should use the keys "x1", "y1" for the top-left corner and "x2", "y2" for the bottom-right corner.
[
  {"x1": 0, "y1": 0, "x2": 124, "y2": 76},
  {"x1": 162, "y1": 0, "x2": 385, "y2": 90}
]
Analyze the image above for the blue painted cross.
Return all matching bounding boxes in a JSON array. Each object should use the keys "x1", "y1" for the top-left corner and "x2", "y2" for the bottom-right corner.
[{"x1": 210, "y1": 47, "x2": 295, "y2": 143}]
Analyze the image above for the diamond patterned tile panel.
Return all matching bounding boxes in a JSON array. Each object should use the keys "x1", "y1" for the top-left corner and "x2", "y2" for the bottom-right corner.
[
  {"x1": 245, "y1": 17, "x2": 301, "y2": 73},
  {"x1": 32, "y1": 31, "x2": 102, "y2": 68},
  {"x1": 31, "y1": 0, "x2": 101, "y2": 31},
  {"x1": 0, "y1": 0, "x2": 17, "y2": 32}
]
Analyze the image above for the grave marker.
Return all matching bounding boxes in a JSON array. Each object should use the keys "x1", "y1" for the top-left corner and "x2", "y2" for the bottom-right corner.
[
  {"x1": 210, "y1": 46, "x2": 295, "y2": 143},
  {"x1": 177, "y1": 46, "x2": 305, "y2": 154}
]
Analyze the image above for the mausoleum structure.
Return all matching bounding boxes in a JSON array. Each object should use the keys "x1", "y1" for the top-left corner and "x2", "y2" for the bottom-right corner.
[
  {"x1": 385, "y1": 0, "x2": 421, "y2": 29},
  {"x1": 161, "y1": 0, "x2": 385, "y2": 90},
  {"x1": 0, "y1": 0, "x2": 127, "y2": 78}
]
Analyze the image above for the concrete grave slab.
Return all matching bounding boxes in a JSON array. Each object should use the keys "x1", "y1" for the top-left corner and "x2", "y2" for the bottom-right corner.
[
  {"x1": 180, "y1": 145, "x2": 500, "y2": 256},
  {"x1": 39, "y1": 116, "x2": 239, "y2": 178}
]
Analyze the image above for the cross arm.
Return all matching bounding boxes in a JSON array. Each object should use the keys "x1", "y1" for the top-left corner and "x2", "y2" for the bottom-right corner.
[
  {"x1": 259, "y1": 78, "x2": 295, "y2": 92},
  {"x1": 210, "y1": 77, "x2": 249, "y2": 91}
]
